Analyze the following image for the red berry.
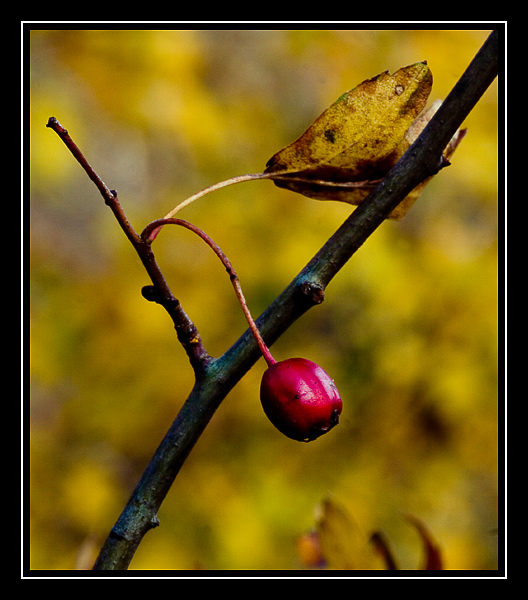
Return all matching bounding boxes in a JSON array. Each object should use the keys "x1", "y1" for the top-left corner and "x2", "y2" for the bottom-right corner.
[{"x1": 260, "y1": 358, "x2": 342, "y2": 442}]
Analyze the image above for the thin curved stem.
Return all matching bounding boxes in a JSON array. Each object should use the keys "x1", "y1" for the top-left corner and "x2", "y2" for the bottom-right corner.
[
  {"x1": 146, "y1": 170, "x2": 378, "y2": 243},
  {"x1": 145, "y1": 172, "x2": 273, "y2": 242},
  {"x1": 163, "y1": 173, "x2": 273, "y2": 219},
  {"x1": 142, "y1": 218, "x2": 277, "y2": 367}
]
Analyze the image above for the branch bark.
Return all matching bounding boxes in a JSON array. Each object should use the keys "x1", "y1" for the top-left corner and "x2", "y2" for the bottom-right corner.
[{"x1": 49, "y1": 30, "x2": 498, "y2": 571}]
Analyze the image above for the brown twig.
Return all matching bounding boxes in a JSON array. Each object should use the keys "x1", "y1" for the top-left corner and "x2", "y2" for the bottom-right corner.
[{"x1": 46, "y1": 117, "x2": 212, "y2": 376}]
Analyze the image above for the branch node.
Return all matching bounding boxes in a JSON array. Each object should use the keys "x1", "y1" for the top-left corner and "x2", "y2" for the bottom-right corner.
[
  {"x1": 141, "y1": 285, "x2": 161, "y2": 303},
  {"x1": 439, "y1": 156, "x2": 451, "y2": 170},
  {"x1": 300, "y1": 281, "x2": 325, "y2": 305},
  {"x1": 46, "y1": 116, "x2": 63, "y2": 131}
]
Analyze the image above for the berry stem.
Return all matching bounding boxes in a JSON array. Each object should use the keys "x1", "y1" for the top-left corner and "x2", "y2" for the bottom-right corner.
[{"x1": 141, "y1": 218, "x2": 277, "y2": 367}]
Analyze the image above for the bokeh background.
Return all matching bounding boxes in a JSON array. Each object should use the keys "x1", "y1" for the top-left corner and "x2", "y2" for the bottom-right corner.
[{"x1": 29, "y1": 29, "x2": 499, "y2": 571}]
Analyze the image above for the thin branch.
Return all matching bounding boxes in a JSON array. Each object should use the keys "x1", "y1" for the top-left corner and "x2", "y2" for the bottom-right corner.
[
  {"x1": 46, "y1": 117, "x2": 212, "y2": 376},
  {"x1": 49, "y1": 30, "x2": 498, "y2": 571},
  {"x1": 46, "y1": 118, "x2": 140, "y2": 246}
]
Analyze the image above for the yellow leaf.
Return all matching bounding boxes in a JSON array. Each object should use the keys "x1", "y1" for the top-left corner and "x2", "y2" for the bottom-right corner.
[
  {"x1": 160, "y1": 63, "x2": 464, "y2": 224},
  {"x1": 264, "y1": 62, "x2": 464, "y2": 219},
  {"x1": 266, "y1": 62, "x2": 432, "y2": 177}
]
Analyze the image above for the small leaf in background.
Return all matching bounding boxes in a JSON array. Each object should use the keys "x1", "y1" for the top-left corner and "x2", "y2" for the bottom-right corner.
[
  {"x1": 369, "y1": 530, "x2": 399, "y2": 570},
  {"x1": 405, "y1": 514, "x2": 443, "y2": 570},
  {"x1": 314, "y1": 497, "x2": 385, "y2": 570},
  {"x1": 265, "y1": 62, "x2": 465, "y2": 219},
  {"x1": 298, "y1": 499, "x2": 445, "y2": 571}
]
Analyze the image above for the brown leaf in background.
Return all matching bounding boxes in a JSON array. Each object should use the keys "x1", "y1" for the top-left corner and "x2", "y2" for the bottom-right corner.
[
  {"x1": 405, "y1": 514, "x2": 443, "y2": 570},
  {"x1": 370, "y1": 530, "x2": 399, "y2": 570},
  {"x1": 299, "y1": 499, "x2": 445, "y2": 571}
]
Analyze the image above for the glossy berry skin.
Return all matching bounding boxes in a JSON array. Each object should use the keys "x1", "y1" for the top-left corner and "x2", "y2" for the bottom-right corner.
[{"x1": 260, "y1": 358, "x2": 342, "y2": 442}]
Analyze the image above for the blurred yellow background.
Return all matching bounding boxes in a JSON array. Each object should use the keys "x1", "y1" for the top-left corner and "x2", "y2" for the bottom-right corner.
[{"x1": 29, "y1": 29, "x2": 499, "y2": 571}]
